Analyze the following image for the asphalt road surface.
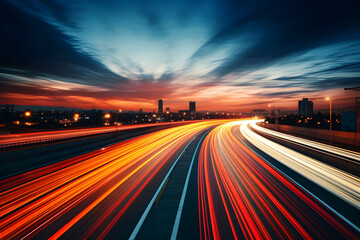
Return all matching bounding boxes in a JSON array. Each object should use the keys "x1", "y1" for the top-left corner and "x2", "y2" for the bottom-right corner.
[{"x1": 0, "y1": 120, "x2": 358, "y2": 239}]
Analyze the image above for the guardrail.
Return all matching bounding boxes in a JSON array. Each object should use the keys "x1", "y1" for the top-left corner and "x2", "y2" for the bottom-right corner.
[
  {"x1": 0, "y1": 131, "x2": 112, "y2": 150},
  {"x1": 259, "y1": 122, "x2": 359, "y2": 147}
]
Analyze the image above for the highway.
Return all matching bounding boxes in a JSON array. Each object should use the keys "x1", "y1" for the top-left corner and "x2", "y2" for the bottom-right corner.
[{"x1": 0, "y1": 120, "x2": 359, "y2": 239}]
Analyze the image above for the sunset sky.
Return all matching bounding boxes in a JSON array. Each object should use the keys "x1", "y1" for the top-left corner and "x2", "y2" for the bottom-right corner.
[{"x1": 1, "y1": 0, "x2": 359, "y2": 112}]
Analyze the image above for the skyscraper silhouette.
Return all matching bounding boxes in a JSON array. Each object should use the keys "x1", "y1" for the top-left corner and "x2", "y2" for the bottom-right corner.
[
  {"x1": 158, "y1": 99, "x2": 163, "y2": 113},
  {"x1": 189, "y1": 101, "x2": 196, "y2": 113}
]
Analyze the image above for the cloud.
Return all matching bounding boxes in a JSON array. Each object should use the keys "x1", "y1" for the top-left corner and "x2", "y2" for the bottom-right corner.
[
  {"x1": 201, "y1": 0, "x2": 360, "y2": 78},
  {"x1": 0, "y1": 1, "x2": 127, "y2": 87},
  {"x1": 309, "y1": 77, "x2": 360, "y2": 89}
]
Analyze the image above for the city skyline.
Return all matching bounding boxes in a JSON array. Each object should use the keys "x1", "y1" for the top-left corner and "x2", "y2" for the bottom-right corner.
[{"x1": 1, "y1": 0, "x2": 359, "y2": 112}]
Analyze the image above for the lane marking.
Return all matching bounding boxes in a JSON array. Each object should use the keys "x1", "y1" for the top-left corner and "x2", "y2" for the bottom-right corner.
[
  {"x1": 128, "y1": 138, "x2": 195, "y2": 240},
  {"x1": 238, "y1": 125, "x2": 360, "y2": 233},
  {"x1": 170, "y1": 130, "x2": 210, "y2": 240},
  {"x1": 154, "y1": 178, "x2": 169, "y2": 207},
  {"x1": 154, "y1": 150, "x2": 186, "y2": 207}
]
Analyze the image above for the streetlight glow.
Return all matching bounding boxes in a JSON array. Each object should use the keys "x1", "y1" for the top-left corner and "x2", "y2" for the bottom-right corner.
[
  {"x1": 325, "y1": 97, "x2": 332, "y2": 144},
  {"x1": 24, "y1": 111, "x2": 31, "y2": 117},
  {"x1": 104, "y1": 113, "x2": 111, "y2": 118}
]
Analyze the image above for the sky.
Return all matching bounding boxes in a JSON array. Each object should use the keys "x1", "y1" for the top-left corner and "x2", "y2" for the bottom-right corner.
[{"x1": 1, "y1": 0, "x2": 360, "y2": 112}]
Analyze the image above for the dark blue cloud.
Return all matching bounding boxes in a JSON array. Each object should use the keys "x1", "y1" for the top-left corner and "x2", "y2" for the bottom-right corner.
[
  {"x1": 201, "y1": 0, "x2": 360, "y2": 77},
  {"x1": 0, "y1": 1, "x2": 127, "y2": 86}
]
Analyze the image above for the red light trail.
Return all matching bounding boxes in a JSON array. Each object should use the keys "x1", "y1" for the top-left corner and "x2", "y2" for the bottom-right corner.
[{"x1": 198, "y1": 121, "x2": 359, "y2": 239}]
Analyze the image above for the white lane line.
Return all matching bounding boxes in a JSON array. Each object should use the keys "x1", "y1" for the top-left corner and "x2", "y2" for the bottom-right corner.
[
  {"x1": 238, "y1": 125, "x2": 360, "y2": 233},
  {"x1": 251, "y1": 122, "x2": 360, "y2": 162},
  {"x1": 170, "y1": 130, "x2": 210, "y2": 240},
  {"x1": 128, "y1": 138, "x2": 195, "y2": 240}
]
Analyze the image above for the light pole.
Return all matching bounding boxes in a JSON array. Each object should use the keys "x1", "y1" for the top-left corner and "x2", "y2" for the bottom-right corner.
[
  {"x1": 115, "y1": 109, "x2": 122, "y2": 135},
  {"x1": 104, "y1": 113, "x2": 111, "y2": 126},
  {"x1": 344, "y1": 88, "x2": 360, "y2": 146},
  {"x1": 73, "y1": 113, "x2": 79, "y2": 122},
  {"x1": 268, "y1": 104, "x2": 278, "y2": 129},
  {"x1": 326, "y1": 97, "x2": 332, "y2": 145},
  {"x1": 268, "y1": 104, "x2": 271, "y2": 117}
]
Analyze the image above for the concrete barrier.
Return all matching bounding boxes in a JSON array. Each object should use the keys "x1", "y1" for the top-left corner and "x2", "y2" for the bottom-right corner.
[{"x1": 259, "y1": 122, "x2": 359, "y2": 147}]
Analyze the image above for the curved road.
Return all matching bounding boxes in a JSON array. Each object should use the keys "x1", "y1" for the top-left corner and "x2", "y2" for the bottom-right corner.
[
  {"x1": 0, "y1": 120, "x2": 359, "y2": 239},
  {"x1": 198, "y1": 121, "x2": 359, "y2": 239}
]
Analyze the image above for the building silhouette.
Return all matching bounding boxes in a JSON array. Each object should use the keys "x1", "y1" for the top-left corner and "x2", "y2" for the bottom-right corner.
[
  {"x1": 189, "y1": 101, "x2": 196, "y2": 113},
  {"x1": 298, "y1": 98, "x2": 313, "y2": 116},
  {"x1": 165, "y1": 107, "x2": 170, "y2": 112},
  {"x1": 1, "y1": 104, "x2": 14, "y2": 113},
  {"x1": 158, "y1": 99, "x2": 163, "y2": 113},
  {"x1": 253, "y1": 109, "x2": 266, "y2": 117}
]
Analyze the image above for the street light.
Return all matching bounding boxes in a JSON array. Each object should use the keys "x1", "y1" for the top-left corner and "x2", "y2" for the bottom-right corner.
[
  {"x1": 325, "y1": 97, "x2": 332, "y2": 145},
  {"x1": 24, "y1": 111, "x2": 31, "y2": 117},
  {"x1": 74, "y1": 113, "x2": 79, "y2": 121},
  {"x1": 344, "y1": 88, "x2": 360, "y2": 146},
  {"x1": 268, "y1": 104, "x2": 278, "y2": 129},
  {"x1": 115, "y1": 109, "x2": 122, "y2": 134}
]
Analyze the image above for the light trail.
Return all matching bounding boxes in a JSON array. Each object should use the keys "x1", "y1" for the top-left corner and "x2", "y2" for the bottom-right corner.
[
  {"x1": 251, "y1": 121, "x2": 360, "y2": 162},
  {"x1": 0, "y1": 120, "x2": 227, "y2": 239},
  {"x1": 240, "y1": 121, "x2": 360, "y2": 209},
  {"x1": 198, "y1": 121, "x2": 359, "y2": 239},
  {"x1": 0, "y1": 121, "x2": 196, "y2": 146}
]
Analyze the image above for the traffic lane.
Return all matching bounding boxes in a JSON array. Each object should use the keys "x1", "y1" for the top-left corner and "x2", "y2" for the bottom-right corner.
[
  {"x1": 250, "y1": 123, "x2": 360, "y2": 177},
  {"x1": 132, "y1": 129, "x2": 213, "y2": 240},
  {"x1": 238, "y1": 121, "x2": 360, "y2": 230},
  {"x1": 240, "y1": 121, "x2": 360, "y2": 212},
  {"x1": 251, "y1": 122, "x2": 360, "y2": 162},
  {"x1": 198, "y1": 121, "x2": 359, "y2": 239},
  {"x1": 0, "y1": 121, "x2": 227, "y2": 239},
  {"x1": 176, "y1": 135, "x2": 205, "y2": 240},
  {"x1": 0, "y1": 124, "x2": 186, "y2": 179},
  {"x1": 47, "y1": 140, "x2": 188, "y2": 240}
]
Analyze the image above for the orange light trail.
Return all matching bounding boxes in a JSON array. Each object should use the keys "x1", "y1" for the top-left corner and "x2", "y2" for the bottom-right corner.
[
  {"x1": 0, "y1": 121, "x2": 197, "y2": 146},
  {"x1": 198, "y1": 121, "x2": 359, "y2": 239},
  {"x1": 0, "y1": 120, "x2": 229, "y2": 239}
]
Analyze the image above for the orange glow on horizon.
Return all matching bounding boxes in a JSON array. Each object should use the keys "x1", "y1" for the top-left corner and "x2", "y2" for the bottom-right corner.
[{"x1": 0, "y1": 88, "x2": 357, "y2": 113}]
